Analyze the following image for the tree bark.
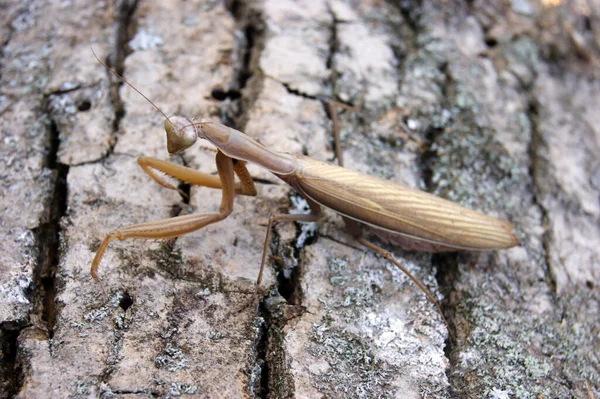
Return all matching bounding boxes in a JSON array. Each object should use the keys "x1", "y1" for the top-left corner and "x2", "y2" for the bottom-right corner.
[{"x1": 0, "y1": 0, "x2": 598, "y2": 398}]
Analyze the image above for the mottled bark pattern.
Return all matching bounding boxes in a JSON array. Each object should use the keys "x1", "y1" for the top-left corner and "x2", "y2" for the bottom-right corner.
[{"x1": 0, "y1": 0, "x2": 598, "y2": 398}]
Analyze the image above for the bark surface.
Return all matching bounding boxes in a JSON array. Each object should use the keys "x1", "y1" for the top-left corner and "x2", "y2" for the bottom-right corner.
[{"x1": 0, "y1": 0, "x2": 598, "y2": 398}]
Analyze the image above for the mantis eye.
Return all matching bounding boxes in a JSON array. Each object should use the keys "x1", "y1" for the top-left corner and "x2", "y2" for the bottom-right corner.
[{"x1": 164, "y1": 116, "x2": 198, "y2": 155}]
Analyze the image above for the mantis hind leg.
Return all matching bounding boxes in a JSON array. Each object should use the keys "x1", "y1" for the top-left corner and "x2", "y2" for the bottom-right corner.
[
  {"x1": 343, "y1": 218, "x2": 450, "y2": 332},
  {"x1": 357, "y1": 237, "x2": 451, "y2": 336},
  {"x1": 90, "y1": 151, "x2": 239, "y2": 284}
]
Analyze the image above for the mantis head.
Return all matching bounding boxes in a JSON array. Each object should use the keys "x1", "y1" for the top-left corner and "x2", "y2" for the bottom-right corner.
[
  {"x1": 165, "y1": 116, "x2": 233, "y2": 156},
  {"x1": 91, "y1": 49, "x2": 214, "y2": 157},
  {"x1": 164, "y1": 116, "x2": 199, "y2": 155}
]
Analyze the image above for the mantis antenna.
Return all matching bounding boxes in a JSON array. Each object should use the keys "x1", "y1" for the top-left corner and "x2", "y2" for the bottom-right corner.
[{"x1": 91, "y1": 47, "x2": 173, "y2": 125}]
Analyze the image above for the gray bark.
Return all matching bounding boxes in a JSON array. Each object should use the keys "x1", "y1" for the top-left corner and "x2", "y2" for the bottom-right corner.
[{"x1": 0, "y1": 0, "x2": 598, "y2": 398}]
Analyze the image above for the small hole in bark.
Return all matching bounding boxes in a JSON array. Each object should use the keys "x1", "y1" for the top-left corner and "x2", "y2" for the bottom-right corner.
[
  {"x1": 211, "y1": 87, "x2": 228, "y2": 101},
  {"x1": 371, "y1": 284, "x2": 381, "y2": 294},
  {"x1": 484, "y1": 37, "x2": 498, "y2": 47},
  {"x1": 584, "y1": 16, "x2": 591, "y2": 31},
  {"x1": 119, "y1": 291, "x2": 133, "y2": 311},
  {"x1": 226, "y1": 90, "x2": 241, "y2": 100},
  {"x1": 77, "y1": 99, "x2": 92, "y2": 111},
  {"x1": 586, "y1": 281, "x2": 594, "y2": 289},
  {"x1": 210, "y1": 86, "x2": 241, "y2": 101}
]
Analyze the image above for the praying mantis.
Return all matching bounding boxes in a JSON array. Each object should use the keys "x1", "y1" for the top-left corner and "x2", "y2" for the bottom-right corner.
[{"x1": 91, "y1": 52, "x2": 518, "y2": 324}]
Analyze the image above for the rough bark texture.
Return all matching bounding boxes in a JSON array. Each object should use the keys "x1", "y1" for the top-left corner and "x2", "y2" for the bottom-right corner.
[{"x1": 0, "y1": 0, "x2": 598, "y2": 398}]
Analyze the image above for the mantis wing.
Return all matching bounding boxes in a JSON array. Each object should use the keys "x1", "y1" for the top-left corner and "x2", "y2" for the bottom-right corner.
[{"x1": 289, "y1": 156, "x2": 518, "y2": 251}]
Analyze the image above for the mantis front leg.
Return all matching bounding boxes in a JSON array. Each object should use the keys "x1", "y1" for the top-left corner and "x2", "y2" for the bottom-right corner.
[
  {"x1": 137, "y1": 155, "x2": 257, "y2": 196},
  {"x1": 90, "y1": 150, "x2": 255, "y2": 283}
]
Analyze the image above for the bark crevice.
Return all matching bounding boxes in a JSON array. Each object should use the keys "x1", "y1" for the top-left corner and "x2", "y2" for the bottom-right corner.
[
  {"x1": 103, "y1": 0, "x2": 140, "y2": 159},
  {"x1": 35, "y1": 101, "x2": 69, "y2": 340}
]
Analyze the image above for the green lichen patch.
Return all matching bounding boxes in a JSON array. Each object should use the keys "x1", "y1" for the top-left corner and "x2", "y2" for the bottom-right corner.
[
  {"x1": 307, "y1": 325, "x2": 398, "y2": 399},
  {"x1": 450, "y1": 286, "x2": 599, "y2": 398},
  {"x1": 428, "y1": 119, "x2": 520, "y2": 213}
]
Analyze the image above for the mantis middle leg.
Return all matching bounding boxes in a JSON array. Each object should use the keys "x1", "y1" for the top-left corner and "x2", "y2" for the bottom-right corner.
[{"x1": 256, "y1": 198, "x2": 322, "y2": 286}]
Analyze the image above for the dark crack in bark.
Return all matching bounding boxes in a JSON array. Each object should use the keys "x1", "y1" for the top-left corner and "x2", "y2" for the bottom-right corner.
[
  {"x1": 0, "y1": 321, "x2": 27, "y2": 398},
  {"x1": 260, "y1": 294, "x2": 297, "y2": 399},
  {"x1": 103, "y1": 0, "x2": 139, "y2": 159},
  {"x1": 525, "y1": 98, "x2": 556, "y2": 294},
  {"x1": 223, "y1": 0, "x2": 264, "y2": 130},
  {"x1": 33, "y1": 109, "x2": 68, "y2": 340},
  {"x1": 223, "y1": 2, "x2": 282, "y2": 398}
]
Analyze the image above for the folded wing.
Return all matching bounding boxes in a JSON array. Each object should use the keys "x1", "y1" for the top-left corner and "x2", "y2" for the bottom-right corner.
[{"x1": 292, "y1": 156, "x2": 518, "y2": 251}]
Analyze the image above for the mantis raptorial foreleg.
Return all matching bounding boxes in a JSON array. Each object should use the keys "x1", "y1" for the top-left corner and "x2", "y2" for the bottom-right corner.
[
  {"x1": 137, "y1": 156, "x2": 257, "y2": 196},
  {"x1": 90, "y1": 150, "x2": 256, "y2": 283}
]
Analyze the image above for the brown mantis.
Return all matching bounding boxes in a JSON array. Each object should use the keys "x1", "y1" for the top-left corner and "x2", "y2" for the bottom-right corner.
[{"x1": 91, "y1": 51, "x2": 518, "y2": 325}]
